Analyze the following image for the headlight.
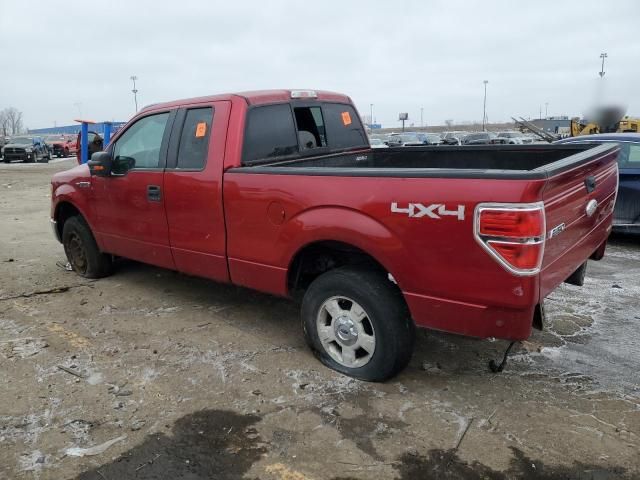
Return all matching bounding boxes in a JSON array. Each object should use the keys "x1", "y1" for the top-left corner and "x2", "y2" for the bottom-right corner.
[{"x1": 25, "y1": 148, "x2": 33, "y2": 153}]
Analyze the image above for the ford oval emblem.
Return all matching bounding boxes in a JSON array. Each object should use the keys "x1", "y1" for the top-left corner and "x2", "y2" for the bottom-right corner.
[{"x1": 585, "y1": 199, "x2": 598, "y2": 217}]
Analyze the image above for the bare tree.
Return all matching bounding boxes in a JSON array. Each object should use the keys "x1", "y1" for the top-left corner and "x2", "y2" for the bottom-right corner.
[
  {"x1": 4, "y1": 107, "x2": 24, "y2": 135},
  {"x1": 444, "y1": 119, "x2": 454, "y2": 128},
  {"x1": 0, "y1": 109, "x2": 9, "y2": 136}
]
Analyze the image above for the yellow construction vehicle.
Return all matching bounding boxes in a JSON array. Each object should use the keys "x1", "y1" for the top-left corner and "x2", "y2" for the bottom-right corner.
[
  {"x1": 618, "y1": 116, "x2": 640, "y2": 133},
  {"x1": 570, "y1": 107, "x2": 640, "y2": 136}
]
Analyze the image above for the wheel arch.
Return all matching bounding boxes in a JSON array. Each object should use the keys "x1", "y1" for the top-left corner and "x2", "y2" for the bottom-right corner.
[
  {"x1": 53, "y1": 199, "x2": 93, "y2": 242},
  {"x1": 282, "y1": 207, "x2": 407, "y2": 298}
]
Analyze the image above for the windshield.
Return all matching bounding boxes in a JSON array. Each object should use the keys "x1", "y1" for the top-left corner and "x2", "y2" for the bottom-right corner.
[
  {"x1": 11, "y1": 137, "x2": 32, "y2": 145},
  {"x1": 499, "y1": 132, "x2": 519, "y2": 138},
  {"x1": 370, "y1": 138, "x2": 383, "y2": 145}
]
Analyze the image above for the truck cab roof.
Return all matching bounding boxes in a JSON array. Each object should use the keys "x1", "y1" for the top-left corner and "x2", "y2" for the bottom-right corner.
[{"x1": 140, "y1": 89, "x2": 353, "y2": 113}]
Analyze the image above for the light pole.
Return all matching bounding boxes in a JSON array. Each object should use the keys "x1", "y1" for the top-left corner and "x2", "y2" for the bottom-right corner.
[
  {"x1": 599, "y1": 52, "x2": 608, "y2": 78},
  {"x1": 370, "y1": 103, "x2": 374, "y2": 128},
  {"x1": 545, "y1": 102, "x2": 548, "y2": 118},
  {"x1": 130, "y1": 75, "x2": 139, "y2": 112},
  {"x1": 420, "y1": 107, "x2": 424, "y2": 128},
  {"x1": 482, "y1": 80, "x2": 488, "y2": 131}
]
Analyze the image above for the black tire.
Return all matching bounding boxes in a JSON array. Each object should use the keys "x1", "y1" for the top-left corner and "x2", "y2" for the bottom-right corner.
[
  {"x1": 62, "y1": 216, "x2": 113, "y2": 279},
  {"x1": 301, "y1": 266, "x2": 415, "y2": 382}
]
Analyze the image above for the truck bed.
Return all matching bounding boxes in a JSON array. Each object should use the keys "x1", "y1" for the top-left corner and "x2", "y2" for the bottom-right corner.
[{"x1": 235, "y1": 144, "x2": 615, "y2": 180}]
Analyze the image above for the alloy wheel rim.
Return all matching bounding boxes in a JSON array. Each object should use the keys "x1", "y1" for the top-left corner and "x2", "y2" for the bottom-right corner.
[
  {"x1": 67, "y1": 233, "x2": 87, "y2": 273},
  {"x1": 316, "y1": 296, "x2": 376, "y2": 368}
]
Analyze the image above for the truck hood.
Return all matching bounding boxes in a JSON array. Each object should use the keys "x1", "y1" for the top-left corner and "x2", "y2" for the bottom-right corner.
[
  {"x1": 52, "y1": 163, "x2": 90, "y2": 187},
  {"x1": 3, "y1": 142, "x2": 33, "y2": 149}
]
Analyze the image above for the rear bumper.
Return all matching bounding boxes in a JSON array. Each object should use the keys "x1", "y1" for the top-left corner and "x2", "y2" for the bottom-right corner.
[
  {"x1": 612, "y1": 222, "x2": 640, "y2": 235},
  {"x1": 403, "y1": 291, "x2": 535, "y2": 341}
]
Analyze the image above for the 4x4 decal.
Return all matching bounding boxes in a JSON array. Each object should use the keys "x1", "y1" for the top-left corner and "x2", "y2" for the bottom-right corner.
[{"x1": 391, "y1": 202, "x2": 465, "y2": 220}]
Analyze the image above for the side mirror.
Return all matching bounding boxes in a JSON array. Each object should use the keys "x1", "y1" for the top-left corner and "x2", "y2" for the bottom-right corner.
[{"x1": 88, "y1": 151, "x2": 113, "y2": 177}]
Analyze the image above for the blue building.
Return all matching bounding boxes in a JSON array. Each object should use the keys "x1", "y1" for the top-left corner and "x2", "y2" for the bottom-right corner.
[{"x1": 29, "y1": 122, "x2": 126, "y2": 136}]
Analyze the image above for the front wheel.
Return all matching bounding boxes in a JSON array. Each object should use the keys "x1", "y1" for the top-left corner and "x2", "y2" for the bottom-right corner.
[
  {"x1": 301, "y1": 266, "x2": 414, "y2": 382},
  {"x1": 62, "y1": 216, "x2": 113, "y2": 278}
]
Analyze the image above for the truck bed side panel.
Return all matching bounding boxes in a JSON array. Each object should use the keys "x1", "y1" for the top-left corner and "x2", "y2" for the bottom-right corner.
[{"x1": 223, "y1": 172, "x2": 544, "y2": 339}]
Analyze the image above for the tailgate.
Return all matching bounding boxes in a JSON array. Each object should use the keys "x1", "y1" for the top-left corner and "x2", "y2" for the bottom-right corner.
[{"x1": 539, "y1": 144, "x2": 619, "y2": 298}]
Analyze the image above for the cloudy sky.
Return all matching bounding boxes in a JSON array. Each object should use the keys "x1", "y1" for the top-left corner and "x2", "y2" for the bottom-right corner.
[{"x1": 0, "y1": 1, "x2": 637, "y2": 129}]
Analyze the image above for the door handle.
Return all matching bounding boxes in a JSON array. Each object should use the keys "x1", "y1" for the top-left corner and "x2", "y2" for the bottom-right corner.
[{"x1": 147, "y1": 185, "x2": 161, "y2": 202}]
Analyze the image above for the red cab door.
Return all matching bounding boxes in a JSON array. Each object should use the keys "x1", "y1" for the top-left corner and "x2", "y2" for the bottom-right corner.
[
  {"x1": 92, "y1": 110, "x2": 176, "y2": 269},
  {"x1": 163, "y1": 101, "x2": 231, "y2": 282}
]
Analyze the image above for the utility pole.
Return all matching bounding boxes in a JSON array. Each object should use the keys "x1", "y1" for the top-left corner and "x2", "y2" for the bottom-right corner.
[
  {"x1": 539, "y1": 105, "x2": 542, "y2": 120},
  {"x1": 482, "y1": 80, "x2": 488, "y2": 131},
  {"x1": 599, "y1": 52, "x2": 608, "y2": 78},
  {"x1": 370, "y1": 103, "x2": 374, "y2": 128},
  {"x1": 545, "y1": 102, "x2": 548, "y2": 118},
  {"x1": 420, "y1": 107, "x2": 424, "y2": 128},
  {"x1": 130, "y1": 75, "x2": 139, "y2": 112}
]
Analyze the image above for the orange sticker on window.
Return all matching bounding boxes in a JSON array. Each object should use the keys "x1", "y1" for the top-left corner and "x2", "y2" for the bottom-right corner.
[
  {"x1": 341, "y1": 111, "x2": 352, "y2": 126},
  {"x1": 195, "y1": 122, "x2": 207, "y2": 138}
]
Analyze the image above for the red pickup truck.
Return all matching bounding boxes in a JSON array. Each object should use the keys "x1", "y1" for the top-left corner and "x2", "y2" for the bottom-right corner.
[{"x1": 51, "y1": 90, "x2": 618, "y2": 381}]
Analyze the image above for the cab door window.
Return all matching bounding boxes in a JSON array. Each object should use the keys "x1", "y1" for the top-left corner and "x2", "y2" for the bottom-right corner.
[
  {"x1": 113, "y1": 113, "x2": 170, "y2": 172},
  {"x1": 176, "y1": 107, "x2": 214, "y2": 169}
]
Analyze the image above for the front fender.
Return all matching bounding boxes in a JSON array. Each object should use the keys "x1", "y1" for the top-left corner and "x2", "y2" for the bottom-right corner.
[
  {"x1": 279, "y1": 206, "x2": 407, "y2": 288},
  {"x1": 51, "y1": 184, "x2": 97, "y2": 239}
]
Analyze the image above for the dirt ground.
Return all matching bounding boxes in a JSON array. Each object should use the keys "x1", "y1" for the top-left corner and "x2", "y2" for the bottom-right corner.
[{"x1": 1, "y1": 159, "x2": 639, "y2": 480}]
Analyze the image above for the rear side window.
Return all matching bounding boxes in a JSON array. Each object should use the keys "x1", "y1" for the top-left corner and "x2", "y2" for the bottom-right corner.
[
  {"x1": 322, "y1": 104, "x2": 368, "y2": 149},
  {"x1": 243, "y1": 104, "x2": 298, "y2": 164},
  {"x1": 177, "y1": 107, "x2": 213, "y2": 169}
]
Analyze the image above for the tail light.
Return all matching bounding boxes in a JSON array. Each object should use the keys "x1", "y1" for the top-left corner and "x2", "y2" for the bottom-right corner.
[{"x1": 474, "y1": 202, "x2": 546, "y2": 276}]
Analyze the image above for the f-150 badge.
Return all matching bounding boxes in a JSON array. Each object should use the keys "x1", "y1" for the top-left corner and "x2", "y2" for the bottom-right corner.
[{"x1": 391, "y1": 202, "x2": 465, "y2": 220}]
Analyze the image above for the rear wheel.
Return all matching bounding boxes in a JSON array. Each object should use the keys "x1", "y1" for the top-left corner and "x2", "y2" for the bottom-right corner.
[
  {"x1": 62, "y1": 216, "x2": 113, "y2": 279},
  {"x1": 301, "y1": 266, "x2": 414, "y2": 382}
]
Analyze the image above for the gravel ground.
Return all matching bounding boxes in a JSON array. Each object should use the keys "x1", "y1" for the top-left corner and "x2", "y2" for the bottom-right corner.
[{"x1": 0, "y1": 159, "x2": 639, "y2": 480}]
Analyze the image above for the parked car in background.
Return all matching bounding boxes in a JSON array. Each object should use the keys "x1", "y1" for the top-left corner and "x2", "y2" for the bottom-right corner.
[
  {"x1": 497, "y1": 131, "x2": 533, "y2": 144},
  {"x1": 2, "y1": 136, "x2": 50, "y2": 163},
  {"x1": 387, "y1": 132, "x2": 437, "y2": 146},
  {"x1": 462, "y1": 132, "x2": 508, "y2": 145},
  {"x1": 369, "y1": 138, "x2": 388, "y2": 148},
  {"x1": 75, "y1": 131, "x2": 104, "y2": 164},
  {"x1": 45, "y1": 135, "x2": 78, "y2": 158},
  {"x1": 441, "y1": 131, "x2": 468, "y2": 145},
  {"x1": 421, "y1": 133, "x2": 443, "y2": 145},
  {"x1": 556, "y1": 133, "x2": 640, "y2": 234}
]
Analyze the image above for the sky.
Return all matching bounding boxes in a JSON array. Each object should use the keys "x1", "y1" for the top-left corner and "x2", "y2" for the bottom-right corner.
[{"x1": 0, "y1": 0, "x2": 638, "y2": 129}]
